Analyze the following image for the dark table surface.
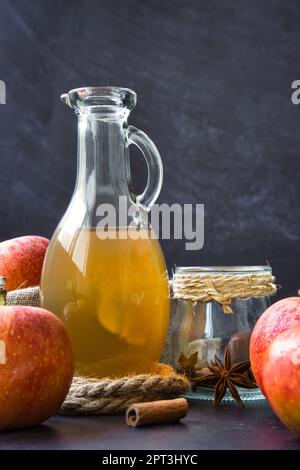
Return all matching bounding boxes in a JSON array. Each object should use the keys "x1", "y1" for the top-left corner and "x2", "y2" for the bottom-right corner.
[{"x1": 1, "y1": 399, "x2": 300, "y2": 450}]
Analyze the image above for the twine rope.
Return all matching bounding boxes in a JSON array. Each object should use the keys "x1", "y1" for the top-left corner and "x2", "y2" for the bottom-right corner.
[
  {"x1": 173, "y1": 272, "x2": 277, "y2": 313},
  {"x1": 59, "y1": 372, "x2": 190, "y2": 415}
]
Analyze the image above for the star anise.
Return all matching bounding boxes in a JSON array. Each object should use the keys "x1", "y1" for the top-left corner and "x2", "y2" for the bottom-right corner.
[
  {"x1": 192, "y1": 346, "x2": 257, "y2": 407},
  {"x1": 177, "y1": 351, "x2": 201, "y2": 380}
]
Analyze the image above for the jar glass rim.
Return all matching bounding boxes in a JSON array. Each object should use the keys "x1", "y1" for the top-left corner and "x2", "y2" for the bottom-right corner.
[
  {"x1": 174, "y1": 265, "x2": 272, "y2": 275},
  {"x1": 60, "y1": 86, "x2": 137, "y2": 113}
]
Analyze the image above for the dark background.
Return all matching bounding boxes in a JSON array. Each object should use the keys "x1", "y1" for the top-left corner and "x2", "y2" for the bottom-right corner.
[{"x1": 0, "y1": 0, "x2": 299, "y2": 298}]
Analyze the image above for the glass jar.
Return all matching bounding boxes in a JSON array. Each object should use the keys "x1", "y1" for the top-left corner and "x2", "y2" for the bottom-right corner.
[{"x1": 162, "y1": 266, "x2": 276, "y2": 401}]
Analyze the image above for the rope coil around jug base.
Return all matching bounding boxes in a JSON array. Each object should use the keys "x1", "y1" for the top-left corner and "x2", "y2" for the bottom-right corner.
[
  {"x1": 60, "y1": 366, "x2": 190, "y2": 415},
  {"x1": 7, "y1": 286, "x2": 190, "y2": 415}
]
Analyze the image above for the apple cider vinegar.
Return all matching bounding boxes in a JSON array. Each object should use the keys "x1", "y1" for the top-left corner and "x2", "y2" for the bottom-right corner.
[{"x1": 41, "y1": 228, "x2": 170, "y2": 378}]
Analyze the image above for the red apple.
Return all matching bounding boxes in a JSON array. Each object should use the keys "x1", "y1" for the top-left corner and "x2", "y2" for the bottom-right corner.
[
  {"x1": 0, "y1": 305, "x2": 74, "y2": 430},
  {"x1": 262, "y1": 326, "x2": 300, "y2": 435},
  {"x1": 250, "y1": 297, "x2": 300, "y2": 394},
  {"x1": 0, "y1": 236, "x2": 49, "y2": 291}
]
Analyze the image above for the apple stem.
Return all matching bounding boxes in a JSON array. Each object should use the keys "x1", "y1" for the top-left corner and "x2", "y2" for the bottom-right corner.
[{"x1": 0, "y1": 276, "x2": 7, "y2": 306}]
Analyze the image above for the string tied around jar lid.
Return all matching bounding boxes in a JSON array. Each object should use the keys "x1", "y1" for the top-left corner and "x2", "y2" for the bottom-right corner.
[{"x1": 172, "y1": 270, "x2": 277, "y2": 313}]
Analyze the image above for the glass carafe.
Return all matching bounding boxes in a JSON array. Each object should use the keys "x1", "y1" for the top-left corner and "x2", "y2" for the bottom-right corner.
[{"x1": 41, "y1": 87, "x2": 170, "y2": 378}]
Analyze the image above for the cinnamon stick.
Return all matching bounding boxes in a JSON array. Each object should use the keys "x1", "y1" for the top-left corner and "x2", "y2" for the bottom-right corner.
[{"x1": 126, "y1": 398, "x2": 188, "y2": 427}]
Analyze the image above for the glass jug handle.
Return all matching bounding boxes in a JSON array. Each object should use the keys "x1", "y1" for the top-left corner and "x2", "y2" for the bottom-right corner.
[{"x1": 126, "y1": 126, "x2": 163, "y2": 211}]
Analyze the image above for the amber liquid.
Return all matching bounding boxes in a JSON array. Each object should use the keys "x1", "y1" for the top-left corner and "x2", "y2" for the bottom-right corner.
[{"x1": 41, "y1": 227, "x2": 170, "y2": 377}]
